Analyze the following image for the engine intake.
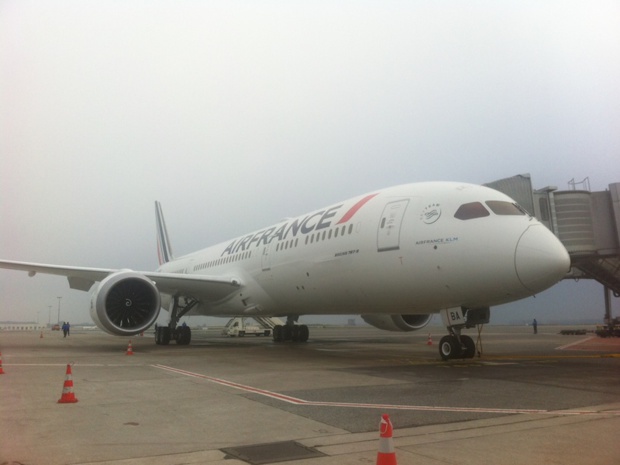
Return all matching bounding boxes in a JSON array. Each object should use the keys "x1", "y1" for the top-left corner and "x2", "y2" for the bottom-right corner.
[
  {"x1": 90, "y1": 270, "x2": 161, "y2": 336},
  {"x1": 361, "y1": 314, "x2": 433, "y2": 332}
]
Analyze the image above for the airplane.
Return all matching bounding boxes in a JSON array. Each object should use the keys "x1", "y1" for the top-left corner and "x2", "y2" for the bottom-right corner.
[{"x1": 0, "y1": 181, "x2": 570, "y2": 360}]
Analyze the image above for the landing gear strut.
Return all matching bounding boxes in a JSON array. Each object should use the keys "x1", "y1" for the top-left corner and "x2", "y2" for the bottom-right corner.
[
  {"x1": 155, "y1": 296, "x2": 198, "y2": 346},
  {"x1": 439, "y1": 307, "x2": 488, "y2": 361},
  {"x1": 273, "y1": 316, "x2": 309, "y2": 343}
]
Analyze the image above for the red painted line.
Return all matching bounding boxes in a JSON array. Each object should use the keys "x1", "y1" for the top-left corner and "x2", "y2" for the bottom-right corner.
[
  {"x1": 152, "y1": 364, "x2": 619, "y2": 417},
  {"x1": 336, "y1": 193, "x2": 378, "y2": 224}
]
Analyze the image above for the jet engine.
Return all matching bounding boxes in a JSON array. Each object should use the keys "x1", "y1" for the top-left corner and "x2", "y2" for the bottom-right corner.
[
  {"x1": 361, "y1": 314, "x2": 433, "y2": 332},
  {"x1": 90, "y1": 270, "x2": 161, "y2": 336}
]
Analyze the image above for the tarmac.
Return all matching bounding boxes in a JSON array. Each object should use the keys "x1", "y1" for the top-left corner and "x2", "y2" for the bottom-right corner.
[{"x1": 1, "y1": 324, "x2": 619, "y2": 465}]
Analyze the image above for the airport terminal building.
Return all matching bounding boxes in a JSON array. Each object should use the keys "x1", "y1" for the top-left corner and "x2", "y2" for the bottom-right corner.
[{"x1": 0, "y1": 322, "x2": 47, "y2": 331}]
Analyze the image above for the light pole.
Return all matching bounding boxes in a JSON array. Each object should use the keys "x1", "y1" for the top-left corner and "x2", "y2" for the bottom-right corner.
[{"x1": 57, "y1": 296, "x2": 62, "y2": 324}]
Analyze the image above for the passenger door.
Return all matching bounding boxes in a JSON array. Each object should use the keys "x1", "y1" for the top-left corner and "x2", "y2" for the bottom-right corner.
[{"x1": 377, "y1": 200, "x2": 409, "y2": 252}]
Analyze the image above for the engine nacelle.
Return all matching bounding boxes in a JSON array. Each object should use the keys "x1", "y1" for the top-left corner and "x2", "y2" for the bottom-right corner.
[
  {"x1": 90, "y1": 270, "x2": 161, "y2": 336},
  {"x1": 361, "y1": 314, "x2": 433, "y2": 332}
]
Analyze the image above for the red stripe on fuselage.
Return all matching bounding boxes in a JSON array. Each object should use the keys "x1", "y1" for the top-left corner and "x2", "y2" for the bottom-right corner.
[{"x1": 337, "y1": 193, "x2": 378, "y2": 224}]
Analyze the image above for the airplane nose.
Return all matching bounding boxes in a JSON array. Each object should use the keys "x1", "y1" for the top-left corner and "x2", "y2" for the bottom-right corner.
[{"x1": 515, "y1": 224, "x2": 571, "y2": 293}]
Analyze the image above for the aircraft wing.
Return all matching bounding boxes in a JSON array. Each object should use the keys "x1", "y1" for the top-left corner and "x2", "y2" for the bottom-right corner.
[
  {"x1": 141, "y1": 271, "x2": 241, "y2": 301},
  {"x1": 0, "y1": 259, "x2": 241, "y2": 302}
]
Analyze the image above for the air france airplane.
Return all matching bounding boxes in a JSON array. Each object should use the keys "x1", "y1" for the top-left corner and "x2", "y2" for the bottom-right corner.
[{"x1": 0, "y1": 182, "x2": 570, "y2": 360}]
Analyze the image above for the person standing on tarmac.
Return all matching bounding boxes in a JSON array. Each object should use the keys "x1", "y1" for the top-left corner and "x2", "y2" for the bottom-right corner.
[
  {"x1": 61, "y1": 322, "x2": 68, "y2": 338},
  {"x1": 532, "y1": 318, "x2": 538, "y2": 334}
]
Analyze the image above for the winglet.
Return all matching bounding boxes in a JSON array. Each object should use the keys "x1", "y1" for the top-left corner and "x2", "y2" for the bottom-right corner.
[{"x1": 155, "y1": 201, "x2": 174, "y2": 265}]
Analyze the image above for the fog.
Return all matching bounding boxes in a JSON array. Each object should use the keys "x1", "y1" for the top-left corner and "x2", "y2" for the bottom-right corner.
[{"x1": 1, "y1": 1, "x2": 618, "y2": 325}]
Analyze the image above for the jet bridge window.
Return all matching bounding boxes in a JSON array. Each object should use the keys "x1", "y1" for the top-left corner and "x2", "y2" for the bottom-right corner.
[
  {"x1": 485, "y1": 201, "x2": 526, "y2": 216},
  {"x1": 454, "y1": 202, "x2": 490, "y2": 220}
]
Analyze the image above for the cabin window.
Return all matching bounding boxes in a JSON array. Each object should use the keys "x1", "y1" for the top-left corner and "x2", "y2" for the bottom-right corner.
[
  {"x1": 454, "y1": 202, "x2": 490, "y2": 220},
  {"x1": 486, "y1": 201, "x2": 526, "y2": 216}
]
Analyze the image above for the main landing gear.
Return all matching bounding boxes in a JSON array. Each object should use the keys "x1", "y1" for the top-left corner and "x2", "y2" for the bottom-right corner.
[
  {"x1": 272, "y1": 316, "x2": 310, "y2": 343},
  {"x1": 155, "y1": 296, "x2": 198, "y2": 346},
  {"x1": 439, "y1": 307, "x2": 489, "y2": 361}
]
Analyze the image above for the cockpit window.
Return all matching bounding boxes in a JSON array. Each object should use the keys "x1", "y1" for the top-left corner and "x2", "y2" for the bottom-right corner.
[
  {"x1": 485, "y1": 201, "x2": 526, "y2": 216},
  {"x1": 454, "y1": 202, "x2": 490, "y2": 220}
]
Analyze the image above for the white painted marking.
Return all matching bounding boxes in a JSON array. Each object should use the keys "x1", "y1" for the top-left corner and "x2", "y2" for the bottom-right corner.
[
  {"x1": 152, "y1": 364, "x2": 620, "y2": 417},
  {"x1": 556, "y1": 337, "x2": 595, "y2": 351}
]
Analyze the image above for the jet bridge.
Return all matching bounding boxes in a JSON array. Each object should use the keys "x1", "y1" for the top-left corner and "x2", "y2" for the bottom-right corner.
[{"x1": 486, "y1": 174, "x2": 620, "y2": 323}]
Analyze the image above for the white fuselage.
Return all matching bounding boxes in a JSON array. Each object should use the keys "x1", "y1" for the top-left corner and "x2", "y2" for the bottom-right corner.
[{"x1": 156, "y1": 182, "x2": 570, "y2": 318}]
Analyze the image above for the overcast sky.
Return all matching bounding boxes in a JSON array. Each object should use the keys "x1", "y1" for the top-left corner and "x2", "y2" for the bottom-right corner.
[{"x1": 1, "y1": 1, "x2": 619, "y2": 325}]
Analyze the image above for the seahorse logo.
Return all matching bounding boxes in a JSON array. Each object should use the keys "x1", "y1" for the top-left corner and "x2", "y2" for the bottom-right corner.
[{"x1": 421, "y1": 204, "x2": 441, "y2": 224}]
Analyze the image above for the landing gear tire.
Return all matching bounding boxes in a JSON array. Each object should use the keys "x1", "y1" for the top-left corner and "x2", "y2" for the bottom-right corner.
[
  {"x1": 273, "y1": 325, "x2": 283, "y2": 342},
  {"x1": 272, "y1": 324, "x2": 309, "y2": 343},
  {"x1": 439, "y1": 335, "x2": 461, "y2": 360},
  {"x1": 461, "y1": 335, "x2": 475, "y2": 359},
  {"x1": 175, "y1": 326, "x2": 191, "y2": 345},
  {"x1": 298, "y1": 325, "x2": 309, "y2": 342},
  {"x1": 155, "y1": 327, "x2": 171, "y2": 345}
]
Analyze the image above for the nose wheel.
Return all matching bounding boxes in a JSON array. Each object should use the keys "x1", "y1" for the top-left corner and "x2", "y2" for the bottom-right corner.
[
  {"x1": 439, "y1": 307, "x2": 487, "y2": 360},
  {"x1": 439, "y1": 335, "x2": 461, "y2": 360},
  {"x1": 439, "y1": 334, "x2": 476, "y2": 360}
]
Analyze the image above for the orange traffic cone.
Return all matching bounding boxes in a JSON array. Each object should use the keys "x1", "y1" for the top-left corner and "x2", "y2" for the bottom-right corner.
[
  {"x1": 377, "y1": 414, "x2": 397, "y2": 465},
  {"x1": 58, "y1": 364, "x2": 78, "y2": 403},
  {"x1": 126, "y1": 340, "x2": 134, "y2": 355},
  {"x1": 427, "y1": 334, "x2": 433, "y2": 346},
  {"x1": 0, "y1": 352, "x2": 5, "y2": 374}
]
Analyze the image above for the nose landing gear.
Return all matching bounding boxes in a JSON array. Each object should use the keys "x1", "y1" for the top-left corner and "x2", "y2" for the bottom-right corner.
[
  {"x1": 439, "y1": 333, "x2": 476, "y2": 360},
  {"x1": 439, "y1": 307, "x2": 488, "y2": 361}
]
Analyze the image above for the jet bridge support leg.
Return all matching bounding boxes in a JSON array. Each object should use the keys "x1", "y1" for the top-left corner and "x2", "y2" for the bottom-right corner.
[
  {"x1": 155, "y1": 296, "x2": 199, "y2": 346},
  {"x1": 439, "y1": 307, "x2": 489, "y2": 361}
]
